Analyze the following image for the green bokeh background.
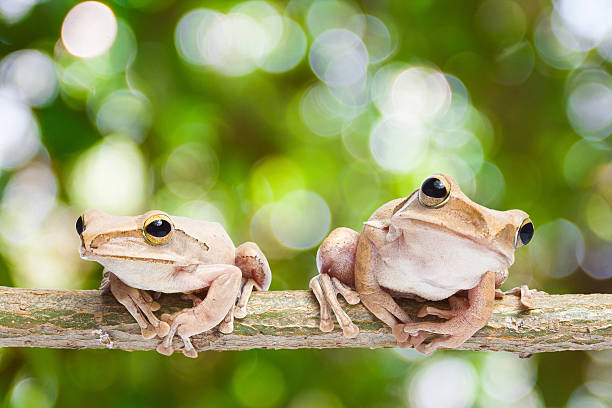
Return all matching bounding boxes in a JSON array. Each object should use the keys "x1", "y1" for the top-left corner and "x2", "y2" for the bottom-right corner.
[{"x1": 1, "y1": 0, "x2": 611, "y2": 407}]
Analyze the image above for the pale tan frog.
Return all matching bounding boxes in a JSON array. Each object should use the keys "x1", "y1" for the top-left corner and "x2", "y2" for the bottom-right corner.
[
  {"x1": 77, "y1": 210, "x2": 271, "y2": 358},
  {"x1": 310, "y1": 173, "x2": 535, "y2": 353}
]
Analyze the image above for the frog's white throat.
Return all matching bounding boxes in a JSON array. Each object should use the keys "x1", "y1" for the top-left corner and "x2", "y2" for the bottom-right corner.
[{"x1": 376, "y1": 222, "x2": 512, "y2": 301}]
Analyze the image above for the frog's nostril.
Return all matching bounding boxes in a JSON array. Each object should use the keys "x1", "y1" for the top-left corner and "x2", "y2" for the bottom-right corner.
[{"x1": 76, "y1": 215, "x2": 84, "y2": 235}]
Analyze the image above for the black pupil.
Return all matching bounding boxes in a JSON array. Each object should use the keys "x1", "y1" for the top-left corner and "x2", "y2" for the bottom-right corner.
[
  {"x1": 146, "y1": 219, "x2": 171, "y2": 237},
  {"x1": 76, "y1": 216, "x2": 84, "y2": 235},
  {"x1": 519, "y1": 222, "x2": 534, "y2": 245},
  {"x1": 421, "y1": 177, "x2": 447, "y2": 198}
]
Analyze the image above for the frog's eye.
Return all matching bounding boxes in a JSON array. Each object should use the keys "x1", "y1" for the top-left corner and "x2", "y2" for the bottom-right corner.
[
  {"x1": 418, "y1": 175, "x2": 451, "y2": 208},
  {"x1": 143, "y1": 214, "x2": 173, "y2": 245},
  {"x1": 76, "y1": 215, "x2": 84, "y2": 235},
  {"x1": 515, "y1": 218, "x2": 534, "y2": 248}
]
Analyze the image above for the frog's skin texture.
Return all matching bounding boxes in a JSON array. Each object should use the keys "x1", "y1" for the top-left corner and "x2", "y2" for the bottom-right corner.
[
  {"x1": 310, "y1": 173, "x2": 535, "y2": 354},
  {"x1": 77, "y1": 209, "x2": 271, "y2": 358}
]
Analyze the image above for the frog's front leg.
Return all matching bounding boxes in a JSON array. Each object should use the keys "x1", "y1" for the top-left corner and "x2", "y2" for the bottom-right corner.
[
  {"x1": 233, "y1": 242, "x2": 271, "y2": 318},
  {"x1": 399, "y1": 271, "x2": 496, "y2": 354},
  {"x1": 106, "y1": 271, "x2": 170, "y2": 339},
  {"x1": 156, "y1": 264, "x2": 242, "y2": 358}
]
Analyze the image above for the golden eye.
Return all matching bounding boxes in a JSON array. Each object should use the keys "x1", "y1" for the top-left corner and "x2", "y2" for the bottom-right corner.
[
  {"x1": 515, "y1": 218, "x2": 534, "y2": 248},
  {"x1": 418, "y1": 175, "x2": 451, "y2": 208},
  {"x1": 143, "y1": 214, "x2": 173, "y2": 245}
]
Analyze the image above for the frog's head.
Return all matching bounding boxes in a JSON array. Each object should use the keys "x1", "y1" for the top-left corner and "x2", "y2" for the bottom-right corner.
[
  {"x1": 76, "y1": 209, "x2": 204, "y2": 267},
  {"x1": 391, "y1": 173, "x2": 534, "y2": 269}
]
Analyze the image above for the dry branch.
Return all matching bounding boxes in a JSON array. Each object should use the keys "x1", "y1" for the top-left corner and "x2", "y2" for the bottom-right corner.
[{"x1": 0, "y1": 286, "x2": 610, "y2": 354}]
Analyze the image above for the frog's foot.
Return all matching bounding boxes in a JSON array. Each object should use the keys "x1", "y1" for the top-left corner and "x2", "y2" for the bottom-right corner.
[
  {"x1": 157, "y1": 264, "x2": 242, "y2": 358},
  {"x1": 233, "y1": 278, "x2": 256, "y2": 319},
  {"x1": 310, "y1": 274, "x2": 359, "y2": 338},
  {"x1": 181, "y1": 293, "x2": 203, "y2": 307},
  {"x1": 400, "y1": 271, "x2": 497, "y2": 354},
  {"x1": 107, "y1": 271, "x2": 170, "y2": 339},
  {"x1": 180, "y1": 335, "x2": 198, "y2": 358},
  {"x1": 219, "y1": 307, "x2": 234, "y2": 334},
  {"x1": 416, "y1": 296, "x2": 469, "y2": 320},
  {"x1": 503, "y1": 285, "x2": 537, "y2": 309},
  {"x1": 234, "y1": 242, "x2": 272, "y2": 318}
]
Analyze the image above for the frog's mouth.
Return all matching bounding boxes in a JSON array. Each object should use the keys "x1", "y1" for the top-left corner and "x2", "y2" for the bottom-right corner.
[{"x1": 79, "y1": 237, "x2": 179, "y2": 264}]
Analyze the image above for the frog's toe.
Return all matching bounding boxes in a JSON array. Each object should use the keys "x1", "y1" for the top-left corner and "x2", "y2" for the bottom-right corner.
[
  {"x1": 219, "y1": 320, "x2": 233, "y2": 334},
  {"x1": 148, "y1": 301, "x2": 161, "y2": 312},
  {"x1": 141, "y1": 324, "x2": 157, "y2": 340},
  {"x1": 233, "y1": 306, "x2": 247, "y2": 319},
  {"x1": 342, "y1": 323, "x2": 359, "y2": 339},
  {"x1": 156, "y1": 343, "x2": 174, "y2": 356},
  {"x1": 156, "y1": 321, "x2": 170, "y2": 337},
  {"x1": 392, "y1": 323, "x2": 410, "y2": 342},
  {"x1": 319, "y1": 319, "x2": 334, "y2": 332},
  {"x1": 183, "y1": 348, "x2": 198, "y2": 358}
]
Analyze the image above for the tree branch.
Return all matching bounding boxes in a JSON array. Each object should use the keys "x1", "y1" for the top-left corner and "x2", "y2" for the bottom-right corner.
[{"x1": 0, "y1": 286, "x2": 610, "y2": 354}]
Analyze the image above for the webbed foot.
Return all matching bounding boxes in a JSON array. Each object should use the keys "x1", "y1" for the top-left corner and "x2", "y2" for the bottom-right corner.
[
  {"x1": 503, "y1": 285, "x2": 538, "y2": 309},
  {"x1": 400, "y1": 271, "x2": 497, "y2": 354},
  {"x1": 310, "y1": 274, "x2": 359, "y2": 338},
  {"x1": 107, "y1": 271, "x2": 168, "y2": 339}
]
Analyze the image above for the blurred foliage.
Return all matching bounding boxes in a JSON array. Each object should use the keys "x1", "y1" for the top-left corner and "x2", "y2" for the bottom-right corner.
[{"x1": 1, "y1": 0, "x2": 611, "y2": 406}]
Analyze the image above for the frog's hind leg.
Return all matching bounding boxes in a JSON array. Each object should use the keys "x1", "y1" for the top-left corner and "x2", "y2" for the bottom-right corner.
[
  {"x1": 156, "y1": 264, "x2": 242, "y2": 358},
  {"x1": 309, "y1": 276, "x2": 334, "y2": 332},
  {"x1": 234, "y1": 242, "x2": 271, "y2": 318},
  {"x1": 311, "y1": 227, "x2": 360, "y2": 337},
  {"x1": 107, "y1": 271, "x2": 170, "y2": 339},
  {"x1": 319, "y1": 274, "x2": 359, "y2": 338}
]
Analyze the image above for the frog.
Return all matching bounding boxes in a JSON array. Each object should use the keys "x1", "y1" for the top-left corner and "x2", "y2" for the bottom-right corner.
[
  {"x1": 309, "y1": 173, "x2": 535, "y2": 354},
  {"x1": 77, "y1": 209, "x2": 271, "y2": 358}
]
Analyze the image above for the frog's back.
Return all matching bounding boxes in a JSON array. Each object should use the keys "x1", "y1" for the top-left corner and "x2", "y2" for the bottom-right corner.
[{"x1": 172, "y1": 216, "x2": 236, "y2": 264}]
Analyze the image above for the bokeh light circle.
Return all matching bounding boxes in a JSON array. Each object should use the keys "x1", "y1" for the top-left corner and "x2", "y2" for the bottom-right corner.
[
  {"x1": 69, "y1": 135, "x2": 147, "y2": 214},
  {"x1": 408, "y1": 357, "x2": 478, "y2": 408},
  {"x1": 271, "y1": 190, "x2": 331, "y2": 250},
  {"x1": 0, "y1": 49, "x2": 58, "y2": 107},
  {"x1": 566, "y1": 70, "x2": 612, "y2": 141},
  {"x1": 391, "y1": 66, "x2": 451, "y2": 122},
  {"x1": 0, "y1": 89, "x2": 40, "y2": 170},
  {"x1": 529, "y1": 219, "x2": 585, "y2": 278},
  {"x1": 95, "y1": 90, "x2": 151, "y2": 142},
  {"x1": 369, "y1": 117, "x2": 428, "y2": 173},
  {"x1": 258, "y1": 17, "x2": 306, "y2": 73},
  {"x1": 309, "y1": 29, "x2": 369, "y2": 87},
  {"x1": 61, "y1": 1, "x2": 118, "y2": 58}
]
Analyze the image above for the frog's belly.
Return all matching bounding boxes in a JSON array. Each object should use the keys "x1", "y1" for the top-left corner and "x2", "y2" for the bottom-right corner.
[
  {"x1": 100, "y1": 259, "x2": 223, "y2": 293},
  {"x1": 375, "y1": 226, "x2": 508, "y2": 301}
]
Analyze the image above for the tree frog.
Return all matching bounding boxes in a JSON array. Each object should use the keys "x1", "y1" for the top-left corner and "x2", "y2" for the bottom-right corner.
[
  {"x1": 310, "y1": 173, "x2": 535, "y2": 354},
  {"x1": 77, "y1": 209, "x2": 271, "y2": 358}
]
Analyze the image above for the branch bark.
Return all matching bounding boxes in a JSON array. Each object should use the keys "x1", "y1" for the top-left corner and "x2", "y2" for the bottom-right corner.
[{"x1": 0, "y1": 286, "x2": 610, "y2": 354}]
